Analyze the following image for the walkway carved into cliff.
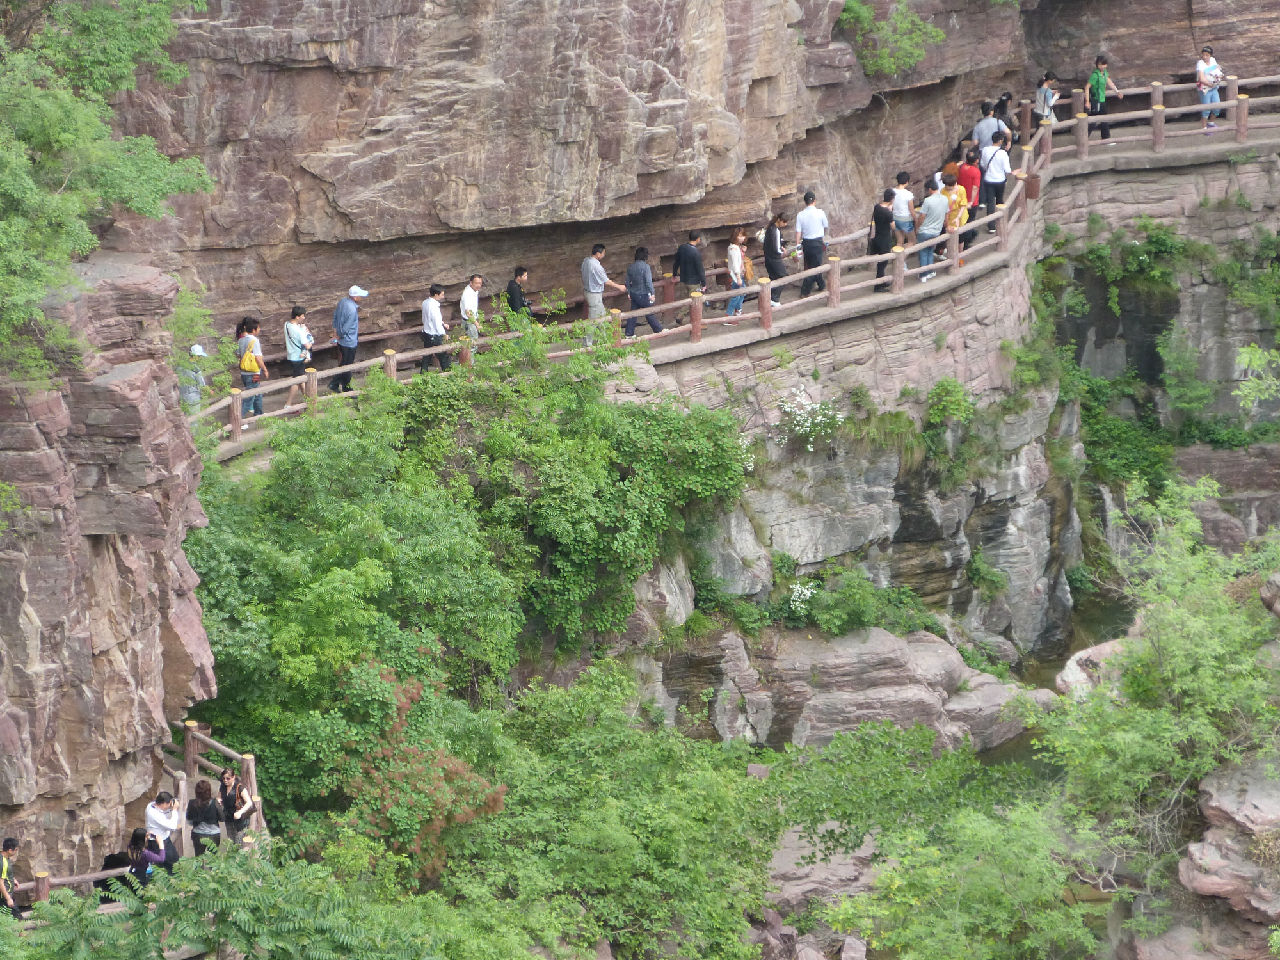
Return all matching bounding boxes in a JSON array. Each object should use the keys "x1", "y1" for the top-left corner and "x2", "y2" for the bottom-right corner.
[{"x1": 192, "y1": 74, "x2": 1280, "y2": 459}]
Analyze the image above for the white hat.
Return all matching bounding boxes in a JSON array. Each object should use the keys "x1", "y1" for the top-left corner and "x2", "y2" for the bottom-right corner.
[
  {"x1": 190, "y1": 344, "x2": 208, "y2": 357},
  {"x1": 349, "y1": 285, "x2": 369, "y2": 298}
]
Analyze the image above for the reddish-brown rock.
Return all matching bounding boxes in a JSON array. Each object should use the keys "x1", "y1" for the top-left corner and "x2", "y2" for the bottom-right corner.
[{"x1": 0, "y1": 256, "x2": 213, "y2": 879}]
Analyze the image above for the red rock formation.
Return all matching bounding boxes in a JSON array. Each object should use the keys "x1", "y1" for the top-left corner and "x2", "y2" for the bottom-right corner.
[{"x1": 0, "y1": 254, "x2": 214, "y2": 878}]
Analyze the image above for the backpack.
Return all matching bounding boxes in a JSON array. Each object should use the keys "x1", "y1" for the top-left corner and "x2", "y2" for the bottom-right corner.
[{"x1": 238, "y1": 336, "x2": 260, "y2": 373}]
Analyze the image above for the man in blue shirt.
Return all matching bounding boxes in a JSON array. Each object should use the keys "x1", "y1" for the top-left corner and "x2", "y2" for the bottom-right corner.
[{"x1": 329, "y1": 284, "x2": 367, "y2": 393}]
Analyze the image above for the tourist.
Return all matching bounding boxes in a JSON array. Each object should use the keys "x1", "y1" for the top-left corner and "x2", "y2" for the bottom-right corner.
[
  {"x1": 1, "y1": 838, "x2": 20, "y2": 919},
  {"x1": 220, "y1": 767, "x2": 254, "y2": 846},
  {"x1": 178, "y1": 344, "x2": 207, "y2": 409},
  {"x1": 235, "y1": 317, "x2": 268, "y2": 422},
  {"x1": 763, "y1": 212, "x2": 789, "y2": 307},
  {"x1": 940, "y1": 173, "x2": 970, "y2": 250},
  {"x1": 795, "y1": 191, "x2": 830, "y2": 297},
  {"x1": 971, "y1": 100, "x2": 1010, "y2": 150},
  {"x1": 624, "y1": 247, "x2": 663, "y2": 337},
  {"x1": 993, "y1": 92, "x2": 1019, "y2": 143},
  {"x1": 1033, "y1": 71, "x2": 1060, "y2": 127},
  {"x1": 145, "y1": 790, "x2": 182, "y2": 872},
  {"x1": 726, "y1": 228, "x2": 747, "y2": 318},
  {"x1": 125, "y1": 829, "x2": 164, "y2": 892},
  {"x1": 581, "y1": 245, "x2": 625, "y2": 322},
  {"x1": 957, "y1": 147, "x2": 982, "y2": 249},
  {"x1": 459, "y1": 274, "x2": 484, "y2": 339},
  {"x1": 870, "y1": 188, "x2": 896, "y2": 291},
  {"x1": 1197, "y1": 45, "x2": 1225, "y2": 132},
  {"x1": 672, "y1": 231, "x2": 707, "y2": 323},
  {"x1": 1084, "y1": 54, "x2": 1123, "y2": 142},
  {"x1": 891, "y1": 171, "x2": 916, "y2": 246},
  {"x1": 419, "y1": 284, "x2": 452, "y2": 372},
  {"x1": 283, "y1": 306, "x2": 314, "y2": 408},
  {"x1": 981, "y1": 133, "x2": 1012, "y2": 227},
  {"x1": 916, "y1": 180, "x2": 949, "y2": 281},
  {"x1": 505, "y1": 266, "x2": 534, "y2": 318},
  {"x1": 186, "y1": 779, "x2": 223, "y2": 856},
  {"x1": 328, "y1": 284, "x2": 366, "y2": 393}
]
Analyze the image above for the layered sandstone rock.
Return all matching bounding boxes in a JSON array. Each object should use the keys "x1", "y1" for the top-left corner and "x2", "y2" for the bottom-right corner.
[{"x1": 0, "y1": 256, "x2": 214, "y2": 879}]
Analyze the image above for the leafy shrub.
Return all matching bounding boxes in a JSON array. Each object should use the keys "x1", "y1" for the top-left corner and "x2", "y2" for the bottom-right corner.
[
  {"x1": 965, "y1": 548, "x2": 1009, "y2": 602},
  {"x1": 837, "y1": 0, "x2": 945, "y2": 76},
  {"x1": 809, "y1": 571, "x2": 943, "y2": 636},
  {"x1": 777, "y1": 388, "x2": 841, "y2": 451},
  {"x1": 925, "y1": 377, "x2": 975, "y2": 426}
]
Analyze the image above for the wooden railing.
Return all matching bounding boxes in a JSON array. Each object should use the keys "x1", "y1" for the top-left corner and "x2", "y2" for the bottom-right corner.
[
  {"x1": 9, "y1": 721, "x2": 263, "y2": 908},
  {"x1": 188, "y1": 72, "x2": 1280, "y2": 447}
]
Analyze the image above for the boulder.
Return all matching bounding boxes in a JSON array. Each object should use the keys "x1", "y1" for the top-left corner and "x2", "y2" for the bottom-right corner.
[{"x1": 1054, "y1": 638, "x2": 1126, "y2": 699}]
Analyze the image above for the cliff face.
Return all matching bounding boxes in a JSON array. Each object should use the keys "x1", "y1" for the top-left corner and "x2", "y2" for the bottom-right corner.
[
  {"x1": 105, "y1": 0, "x2": 1029, "y2": 329},
  {"x1": 0, "y1": 255, "x2": 214, "y2": 878}
]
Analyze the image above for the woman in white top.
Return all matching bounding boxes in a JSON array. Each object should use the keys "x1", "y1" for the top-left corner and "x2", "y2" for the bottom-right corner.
[
  {"x1": 283, "y1": 305, "x2": 315, "y2": 408},
  {"x1": 1033, "y1": 71, "x2": 1059, "y2": 127},
  {"x1": 1196, "y1": 45, "x2": 1225, "y2": 132},
  {"x1": 726, "y1": 229, "x2": 747, "y2": 319}
]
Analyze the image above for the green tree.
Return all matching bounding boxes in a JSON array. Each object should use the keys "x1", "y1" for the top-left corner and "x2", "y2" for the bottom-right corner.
[{"x1": 0, "y1": 0, "x2": 212, "y2": 380}]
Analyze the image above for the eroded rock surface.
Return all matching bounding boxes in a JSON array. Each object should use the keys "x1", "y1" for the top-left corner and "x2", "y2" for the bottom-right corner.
[{"x1": 0, "y1": 255, "x2": 214, "y2": 877}]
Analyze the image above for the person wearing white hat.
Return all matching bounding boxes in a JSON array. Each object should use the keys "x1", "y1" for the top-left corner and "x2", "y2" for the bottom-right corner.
[
  {"x1": 178, "y1": 344, "x2": 208, "y2": 409},
  {"x1": 329, "y1": 285, "x2": 368, "y2": 393}
]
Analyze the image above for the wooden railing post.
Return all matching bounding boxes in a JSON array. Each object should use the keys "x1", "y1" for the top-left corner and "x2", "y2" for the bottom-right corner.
[
  {"x1": 1071, "y1": 88, "x2": 1085, "y2": 116},
  {"x1": 995, "y1": 205, "x2": 1009, "y2": 251},
  {"x1": 382, "y1": 348, "x2": 397, "y2": 379},
  {"x1": 459, "y1": 342, "x2": 473, "y2": 367},
  {"x1": 661, "y1": 272, "x2": 675, "y2": 305},
  {"x1": 1019, "y1": 143, "x2": 1033, "y2": 173},
  {"x1": 689, "y1": 291, "x2": 704, "y2": 344},
  {"x1": 1149, "y1": 80, "x2": 1163, "y2": 108},
  {"x1": 1074, "y1": 112, "x2": 1090, "y2": 160},
  {"x1": 228, "y1": 389, "x2": 242, "y2": 434},
  {"x1": 1013, "y1": 170, "x2": 1028, "y2": 217},
  {"x1": 183, "y1": 719, "x2": 199, "y2": 782},
  {"x1": 1039, "y1": 118, "x2": 1053, "y2": 168},
  {"x1": 1236, "y1": 93, "x2": 1249, "y2": 143},
  {"x1": 946, "y1": 231, "x2": 961, "y2": 274},
  {"x1": 890, "y1": 246, "x2": 906, "y2": 293},
  {"x1": 610, "y1": 308, "x2": 622, "y2": 346},
  {"x1": 33, "y1": 872, "x2": 50, "y2": 903},
  {"x1": 174, "y1": 771, "x2": 190, "y2": 857},
  {"x1": 757, "y1": 280, "x2": 773, "y2": 331},
  {"x1": 304, "y1": 367, "x2": 318, "y2": 401},
  {"x1": 1018, "y1": 99, "x2": 1032, "y2": 139},
  {"x1": 1151, "y1": 104, "x2": 1166, "y2": 152},
  {"x1": 826, "y1": 256, "x2": 841, "y2": 307},
  {"x1": 251, "y1": 796, "x2": 264, "y2": 835},
  {"x1": 1226, "y1": 76, "x2": 1239, "y2": 122}
]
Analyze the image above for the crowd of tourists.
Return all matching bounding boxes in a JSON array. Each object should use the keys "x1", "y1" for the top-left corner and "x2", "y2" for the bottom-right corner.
[
  {"x1": 0, "y1": 768, "x2": 256, "y2": 915},
  {"x1": 213, "y1": 47, "x2": 1233, "y2": 419}
]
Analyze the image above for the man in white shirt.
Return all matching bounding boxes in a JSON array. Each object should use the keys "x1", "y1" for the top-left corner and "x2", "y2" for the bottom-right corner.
[
  {"x1": 420, "y1": 284, "x2": 451, "y2": 372},
  {"x1": 459, "y1": 274, "x2": 483, "y2": 340},
  {"x1": 890, "y1": 171, "x2": 916, "y2": 246},
  {"x1": 795, "y1": 191, "x2": 830, "y2": 297},
  {"x1": 980, "y1": 133, "x2": 1013, "y2": 229},
  {"x1": 1196, "y1": 45, "x2": 1225, "y2": 132},
  {"x1": 145, "y1": 790, "x2": 182, "y2": 872}
]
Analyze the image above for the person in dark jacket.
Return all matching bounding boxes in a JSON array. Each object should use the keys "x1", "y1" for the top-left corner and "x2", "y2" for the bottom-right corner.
[
  {"x1": 504, "y1": 267, "x2": 534, "y2": 320},
  {"x1": 186, "y1": 779, "x2": 222, "y2": 855},
  {"x1": 871, "y1": 189, "x2": 896, "y2": 291},
  {"x1": 624, "y1": 247, "x2": 663, "y2": 337},
  {"x1": 672, "y1": 230, "x2": 706, "y2": 324},
  {"x1": 763, "y1": 212, "x2": 790, "y2": 308}
]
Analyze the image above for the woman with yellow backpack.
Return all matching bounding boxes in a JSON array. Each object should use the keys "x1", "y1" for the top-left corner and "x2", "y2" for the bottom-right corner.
[{"x1": 235, "y1": 318, "x2": 269, "y2": 425}]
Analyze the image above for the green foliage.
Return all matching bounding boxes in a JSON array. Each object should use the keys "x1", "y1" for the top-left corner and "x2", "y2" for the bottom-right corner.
[
  {"x1": 1067, "y1": 360, "x2": 1174, "y2": 491},
  {"x1": 965, "y1": 548, "x2": 1009, "y2": 602},
  {"x1": 1026, "y1": 482, "x2": 1280, "y2": 855},
  {"x1": 827, "y1": 803, "x2": 1103, "y2": 960},
  {"x1": 1080, "y1": 218, "x2": 1191, "y2": 318},
  {"x1": 439, "y1": 665, "x2": 782, "y2": 960},
  {"x1": 925, "y1": 376, "x2": 975, "y2": 426},
  {"x1": 1156, "y1": 326, "x2": 1214, "y2": 415},
  {"x1": 957, "y1": 640, "x2": 1013, "y2": 681},
  {"x1": 808, "y1": 570, "x2": 943, "y2": 636},
  {"x1": 0, "y1": 1, "x2": 213, "y2": 380},
  {"x1": 836, "y1": 0, "x2": 945, "y2": 76},
  {"x1": 777, "y1": 388, "x2": 841, "y2": 451}
]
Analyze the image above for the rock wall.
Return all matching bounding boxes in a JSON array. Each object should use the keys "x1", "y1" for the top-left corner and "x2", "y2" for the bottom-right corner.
[
  {"x1": 0, "y1": 255, "x2": 214, "y2": 880},
  {"x1": 104, "y1": 0, "x2": 1034, "y2": 331}
]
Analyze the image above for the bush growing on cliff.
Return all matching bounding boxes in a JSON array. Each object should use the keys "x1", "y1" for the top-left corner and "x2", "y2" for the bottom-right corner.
[
  {"x1": 0, "y1": 0, "x2": 212, "y2": 380},
  {"x1": 837, "y1": 0, "x2": 944, "y2": 77}
]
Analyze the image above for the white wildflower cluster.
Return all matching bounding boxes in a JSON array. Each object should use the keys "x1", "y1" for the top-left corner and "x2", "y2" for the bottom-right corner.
[
  {"x1": 788, "y1": 579, "x2": 820, "y2": 618},
  {"x1": 737, "y1": 433, "x2": 757, "y2": 473},
  {"x1": 777, "y1": 388, "x2": 840, "y2": 452}
]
